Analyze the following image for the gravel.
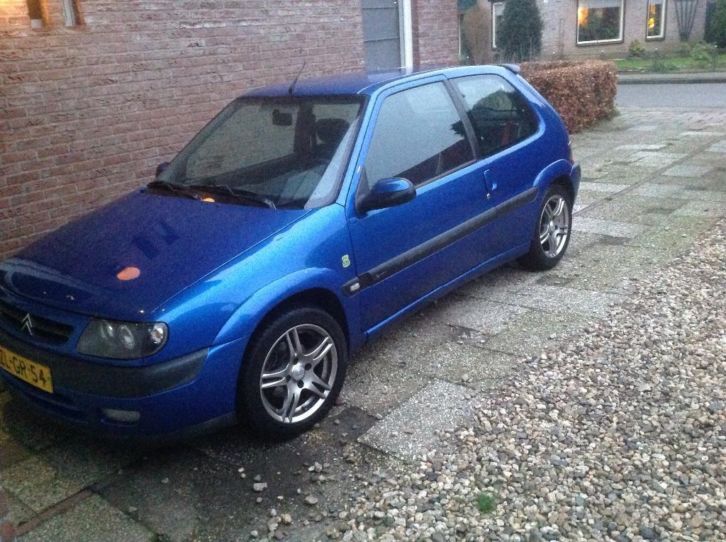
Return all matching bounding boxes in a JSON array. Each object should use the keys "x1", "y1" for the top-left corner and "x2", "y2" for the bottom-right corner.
[{"x1": 335, "y1": 220, "x2": 725, "y2": 541}]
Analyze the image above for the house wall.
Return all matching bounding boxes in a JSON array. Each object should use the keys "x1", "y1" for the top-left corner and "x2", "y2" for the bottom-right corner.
[
  {"x1": 0, "y1": 1, "x2": 460, "y2": 259},
  {"x1": 464, "y1": 0, "x2": 709, "y2": 63},
  {"x1": 543, "y1": 0, "x2": 709, "y2": 59}
]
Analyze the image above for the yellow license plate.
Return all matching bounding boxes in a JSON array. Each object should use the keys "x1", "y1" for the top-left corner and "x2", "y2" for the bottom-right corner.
[{"x1": 0, "y1": 345, "x2": 53, "y2": 394}]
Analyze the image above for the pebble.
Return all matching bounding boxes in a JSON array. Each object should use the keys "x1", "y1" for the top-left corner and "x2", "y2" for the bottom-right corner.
[{"x1": 333, "y1": 222, "x2": 726, "y2": 540}]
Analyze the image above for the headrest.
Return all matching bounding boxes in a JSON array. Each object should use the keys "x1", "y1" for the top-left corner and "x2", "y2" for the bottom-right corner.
[{"x1": 316, "y1": 118, "x2": 350, "y2": 145}]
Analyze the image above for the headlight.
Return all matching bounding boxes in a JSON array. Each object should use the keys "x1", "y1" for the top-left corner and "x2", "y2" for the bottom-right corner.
[{"x1": 77, "y1": 319, "x2": 168, "y2": 359}]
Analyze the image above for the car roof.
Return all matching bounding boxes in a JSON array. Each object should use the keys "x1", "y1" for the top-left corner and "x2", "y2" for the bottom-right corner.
[{"x1": 243, "y1": 65, "x2": 510, "y2": 98}]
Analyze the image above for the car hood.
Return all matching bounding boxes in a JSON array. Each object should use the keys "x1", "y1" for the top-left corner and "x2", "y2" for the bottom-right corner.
[{"x1": 0, "y1": 190, "x2": 309, "y2": 320}]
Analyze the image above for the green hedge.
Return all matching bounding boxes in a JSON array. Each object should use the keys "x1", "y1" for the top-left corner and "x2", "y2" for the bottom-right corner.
[{"x1": 521, "y1": 60, "x2": 618, "y2": 133}]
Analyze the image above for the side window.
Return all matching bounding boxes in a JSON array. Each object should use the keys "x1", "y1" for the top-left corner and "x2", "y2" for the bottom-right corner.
[
  {"x1": 453, "y1": 75, "x2": 538, "y2": 157},
  {"x1": 364, "y1": 82, "x2": 473, "y2": 188}
]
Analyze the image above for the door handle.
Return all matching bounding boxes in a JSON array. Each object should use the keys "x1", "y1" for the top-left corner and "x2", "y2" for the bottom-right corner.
[{"x1": 483, "y1": 170, "x2": 497, "y2": 198}]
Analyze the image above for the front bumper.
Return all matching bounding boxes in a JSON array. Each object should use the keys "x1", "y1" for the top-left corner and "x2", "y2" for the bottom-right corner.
[{"x1": 0, "y1": 328, "x2": 244, "y2": 438}]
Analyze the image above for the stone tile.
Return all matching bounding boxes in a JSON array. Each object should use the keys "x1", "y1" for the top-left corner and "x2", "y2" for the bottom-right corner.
[
  {"x1": 573, "y1": 217, "x2": 647, "y2": 238},
  {"x1": 483, "y1": 311, "x2": 586, "y2": 358},
  {"x1": 19, "y1": 495, "x2": 154, "y2": 542},
  {"x1": 420, "y1": 344, "x2": 521, "y2": 390},
  {"x1": 4, "y1": 491, "x2": 35, "y2": 526},
  {"x1": 0, "y1": 428, "x2": 31, "y2": 470},
  {"x1": 359, "y1": 380, "x2": 475, "y2": 460},
  {"x1": 430, "y1": 296, "x2": 529, "y2": 333},
  {"x1": 0, "y1": 396, "x2": 68, "y2": 452},
  {"x1": 485, "y1": 284, "x2": 623, "y2": 317},
  {"x1": 629, "y1": 151, "x2": 686, "y2": 168},
  {"x1": 679, "y1": 131, "x2": 724, "y2": 138},
  {"x1": 626, "y1": 125, "x2": 657, "y2": 132},
  {"x1": 673, "y1": 201, "x2": 725, "y2": 218},
  {"x1": 457, "y1": 265, "x2": 539, "y2": 297},
  {"x1": 663, "y1": 164, "x2": 712, "y2": 177},
  {"x1": 1, "y1": 439, "x2": 137, "y2": 513},
  {"x1": 631, "y1": 184, "x2": 726, "y2": 202},
  {"x1": 706, "y1": 140, "x2": 726, "y2": 153},
  {"x1": 578, "y1": 182, "x2": 630, "y2": 194},
  {"x1": 614, "y1": 143, "x2": 665, "y2": 151},
  {"x1": 627, "y1": 216, "x2": 718, "y2": 258},
  {"x1": 577, "y1": 196, "x2": 685, "y2": 226}
]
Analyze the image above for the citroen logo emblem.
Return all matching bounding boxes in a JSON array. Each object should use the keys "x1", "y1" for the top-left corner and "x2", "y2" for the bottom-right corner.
[{"x1": 20, "y1": 313, "x2": 34, "y2": 336}]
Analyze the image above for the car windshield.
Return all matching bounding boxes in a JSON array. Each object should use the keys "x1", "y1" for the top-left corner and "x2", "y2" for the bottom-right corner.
[{"x1": 156, "y1": 95, "x2": 365, "y2": 209}]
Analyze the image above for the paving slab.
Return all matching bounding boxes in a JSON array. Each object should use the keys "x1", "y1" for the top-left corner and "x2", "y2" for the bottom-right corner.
[
  {"x1": 573, "y1": 217, "x2": 648, "y2": 238},
  {"x1": 627, "y1": 215, "x2": 719, "y2": 257},
  {"x1": 578, "y1": 182, "x2": 630, "y2": 194},
  {"x1": 1, "y1": 438, "x2": 137, "y2": 513},
  {"x1": 632, "y1": 183, "x2": 726, "y2": 202},
  {"x1": 0, "y1": 396, "x2": 68, "y2": 453},
  {"x1": 483, "y1": 284, "x2": 623, "y2": 317},
  {"x1": 662, "y1": 164, "x2": 713, "y2": 177},
  {"x1": 359, "y1": 380, "x2": 476, "y2": 460},
  {"x1": 482, "y1": 310, "x2": 585, "y2": 358},
  {"x1": 457, "y1": 264, "x2": 539, "y2": 297},
  {"x1": 430, "y1": 295, "x2": 529, "y2": 333},
  {"x1": 577, "y1": 195, "x2": 686, "y2": 226},
  {"x1": 19, "y1": 495, "x2": 154, "y2": 542},
  {"x1": 418, "y1": 344, "x2": 521, "y2": 390},
  {"x1": 3, "y1": 491, "x2": 34, "y2": 526},
  {"x1": 706, "y1": 140, "x2": 726, "y2": 153},
  {"x1": 673, "y1": 201, "x2": 725, "y2": 218},
  {"x1": 629, "y1": 151, "x2": 686, "y2": 168}
]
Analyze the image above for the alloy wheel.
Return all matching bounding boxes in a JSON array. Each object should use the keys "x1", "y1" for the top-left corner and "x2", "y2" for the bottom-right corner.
[
  {"x1": 259, "y1": 324, "x2": 338, "y2": 424},
  {"x1": 539, "y1": 194, "x2": 570, "y2": 259}
]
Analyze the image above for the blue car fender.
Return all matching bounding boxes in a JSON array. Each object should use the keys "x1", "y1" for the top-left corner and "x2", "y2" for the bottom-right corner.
[
  {"x1": 533, "y1": 158, "x2": 581, "y2": 201},
  {"x1": 213, "y1": 267, "x2": 361, "y2": 357}
]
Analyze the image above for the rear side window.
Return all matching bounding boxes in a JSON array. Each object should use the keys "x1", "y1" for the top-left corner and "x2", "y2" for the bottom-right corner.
[
  {"x1": 452, "y1": 75, "x2": 538, "y2": 157},
  {"x1": 364, "y1": 82, "x2": 473, "y2": 187}
]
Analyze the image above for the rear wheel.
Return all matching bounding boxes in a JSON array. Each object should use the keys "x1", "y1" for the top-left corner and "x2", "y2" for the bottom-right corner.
[
  {"x1": 518, "y1": 184, "x2": 572, "y2": 271},
  {"x1": 238, "y1": 307, "x2": 347, "y2": 438}
]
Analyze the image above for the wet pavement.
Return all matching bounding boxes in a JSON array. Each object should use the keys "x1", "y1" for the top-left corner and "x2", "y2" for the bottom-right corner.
[{"x1": 1, "y1": 105, "x2": 725, "y2": 541}]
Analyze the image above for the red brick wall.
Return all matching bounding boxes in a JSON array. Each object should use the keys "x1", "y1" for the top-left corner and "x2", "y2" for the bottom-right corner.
[
  {"x1": 0, "y1": 0, "x2": 366, "y2": 257},
  {"x1": 1, "y1": 1, "x2": 459, "y2": 259},
  {"x1": 413, "y1": 0, "x2": 460, "y2": 66}
]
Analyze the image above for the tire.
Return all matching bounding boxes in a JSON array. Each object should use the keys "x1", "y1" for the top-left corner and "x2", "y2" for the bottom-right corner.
[
  {"x1": 518, "y1": 184, "x2": 572, "y2": 271},
  {"x1": 238, "y1": 307, "x2": 347, "y2": 438}
]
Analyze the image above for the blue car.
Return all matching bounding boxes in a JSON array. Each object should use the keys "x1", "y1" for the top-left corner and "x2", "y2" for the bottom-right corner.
[{"x1": 0, "y1": 66, "x2": 579, "y2": 439}]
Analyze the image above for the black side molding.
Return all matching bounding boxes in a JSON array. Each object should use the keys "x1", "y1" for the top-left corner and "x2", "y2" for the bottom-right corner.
[{"x1": 343, "y1": 187, "x2": 538, "y2": 296}]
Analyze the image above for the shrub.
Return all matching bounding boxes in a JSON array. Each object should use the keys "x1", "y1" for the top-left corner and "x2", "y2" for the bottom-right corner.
[
  {"x1": 690, "y1": 41, "x2": 718, "y2": 68},
  {"x1": 628, "y1": 40, "x2": 646, "y2": 58},
  {"x1": 521, "y1": 60, "x2": 617, "y2": 133},
  {"x1": 498, "y1": 0, "x2": 543, "y2": 62},
  {"x1": 706, "y1": 0, "x2": 726, "y2": 47}
]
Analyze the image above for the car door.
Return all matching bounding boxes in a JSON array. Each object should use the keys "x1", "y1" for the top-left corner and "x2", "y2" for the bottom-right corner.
[
  {"x1": 346, "y1": 78, "x2": 502, "y2": 333},
  {"x1": 449, "y1": 74, "x2": 544, "y2": 254}
]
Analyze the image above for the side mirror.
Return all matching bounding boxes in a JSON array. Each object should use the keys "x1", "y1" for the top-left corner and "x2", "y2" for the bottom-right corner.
[
  {"x1": 359, "y1": 177, "x2": 416, "y2": 213},
  {"x1": 155, "y1": 162, "x2": 170, "y2": 177}
]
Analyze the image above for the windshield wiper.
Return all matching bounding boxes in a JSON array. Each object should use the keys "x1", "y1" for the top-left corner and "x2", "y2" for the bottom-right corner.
[
  {"x1": 188, "y1": 183, "x2": 276, "y2": 210},
  {"x1": 146, "y1": 180, "x2": 200, "y2": 200}
]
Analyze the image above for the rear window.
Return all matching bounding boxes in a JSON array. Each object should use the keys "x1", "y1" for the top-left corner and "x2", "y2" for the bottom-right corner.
[{"x1": 452, "y1": 75, "x2": 538, "y2": 157}]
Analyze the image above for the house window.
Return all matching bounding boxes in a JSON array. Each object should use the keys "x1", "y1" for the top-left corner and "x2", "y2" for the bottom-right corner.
[
  {"x1": 576, "y1": 0, "x2": 625, "y2": 45},
  {"x1": 492, "y1": 2, "x2": 505, "y2": 49},
  {"x1": 646, "y1": 0, "x2": 666, "y2": 39}
]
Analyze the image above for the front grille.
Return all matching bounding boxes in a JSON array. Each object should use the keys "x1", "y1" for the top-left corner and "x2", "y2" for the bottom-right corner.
[{"x1": 0, "y1": 300, "x2": 74, "y2": 345}]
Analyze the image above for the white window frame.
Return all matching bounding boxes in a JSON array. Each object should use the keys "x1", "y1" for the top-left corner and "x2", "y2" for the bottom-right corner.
[
  {"x1": 646, "y1": 0, "x2": 667, "y2": 40},
  {"x1": 576, "y1": 0, "x2": 625, "y2": 45},
  {"x1": 492, "y1": 2, "x2": 505, "y2": 50}
]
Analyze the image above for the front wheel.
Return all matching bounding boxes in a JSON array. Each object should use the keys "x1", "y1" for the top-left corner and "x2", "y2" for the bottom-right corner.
[
  {"x1": 518, "y1": 185, "x2": 572, "y2": 271},
  {"x1": 238, "y1": 307, "x2": 347, "y2": 438}
]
